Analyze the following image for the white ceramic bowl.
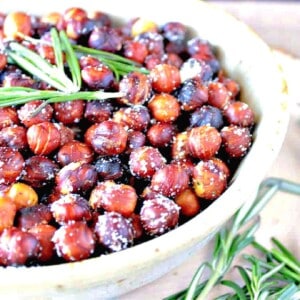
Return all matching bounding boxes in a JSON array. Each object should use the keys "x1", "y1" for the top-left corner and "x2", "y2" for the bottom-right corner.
[{"x1": 0, "y1": 0, "x2": 289, "y2": 299}]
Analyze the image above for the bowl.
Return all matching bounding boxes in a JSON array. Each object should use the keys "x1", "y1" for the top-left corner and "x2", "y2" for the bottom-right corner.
[{"x1": 0, "y1": 0, "x2": 289, "y2": 299}]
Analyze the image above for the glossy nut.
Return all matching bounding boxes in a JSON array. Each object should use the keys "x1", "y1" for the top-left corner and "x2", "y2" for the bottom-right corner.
[
  {"x1": 0, "y1": 196, "x2": 16, "y2": 231},
  {"x1": 52, "y1": 221, "x2": 95, "y2": 262},
  {"x1": 0, "y1": 126, "x2": 28, "y2": 150},
  {"x1": 0, "y1": 107, "x2": 19, "y2": 129},
  {"x1": 27, "y1": 121, "x2": 61, "y2": 155},
  {"x1": 147, "y1": 122, "x2": 176, "y2": 148},
  {"x1": 175, "y1": 188, "x2": 200, "y2": 217},
  {"x1": 84, "y1": 120, "x2": 128, "y2": 156},
  {"x1": 3, "y1": 12, "x2": 31, "y2": 38},
  {"x1": 0, "y1": 147, "x2": 24, "y2": 184}
]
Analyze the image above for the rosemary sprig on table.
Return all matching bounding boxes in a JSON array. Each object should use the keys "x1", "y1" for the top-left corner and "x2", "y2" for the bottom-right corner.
[
  {"x1": 165, "y1": 178, "x2": 300, "y2": 300},
  {"x1": 0, "y1": 28, "x2": 147, "y2": 109}
]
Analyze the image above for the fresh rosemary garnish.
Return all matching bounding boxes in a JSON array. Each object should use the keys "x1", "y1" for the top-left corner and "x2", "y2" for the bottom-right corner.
[
  {"x1": 165, "y1": 178, "x2": 300, "y2": 300},
  {"x1": 0, "y1": 28, "x2": 148, "y2": 109}
]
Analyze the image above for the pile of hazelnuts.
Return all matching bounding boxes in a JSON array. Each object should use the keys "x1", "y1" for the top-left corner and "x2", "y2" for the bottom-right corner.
[{"x1": 0, "y1": 7, "x2": 255, "y2": 266}]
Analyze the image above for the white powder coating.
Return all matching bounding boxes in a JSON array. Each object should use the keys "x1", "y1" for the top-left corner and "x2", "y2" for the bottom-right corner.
[
  {"x1": 140, "y1": 195, "x2": 180, "y2": 236},
  {"x1": 180, "y1": 58, "x2": 203, "y2": 82},
  {"x1": 95, "y1": 212, "x2": 134, "y2": 252}
]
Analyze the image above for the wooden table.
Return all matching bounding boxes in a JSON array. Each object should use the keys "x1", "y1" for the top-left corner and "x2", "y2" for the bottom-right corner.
[{"x1": 123, "y1": 2, "x2": 300, "y2": 299}]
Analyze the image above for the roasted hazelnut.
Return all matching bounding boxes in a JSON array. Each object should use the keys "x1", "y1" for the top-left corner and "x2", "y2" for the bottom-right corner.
[
  {"x1": 55, "y1": 162, "x2": 97, "y2": 195},
  {"x1": 223, "y1": 101, "x2": 255, "y2": 127},
  {"x1": 162, "y1": 21, "x2": 187, "y2": 42},
  {"x1": 187, "y1": 125, "x2": 222, "y2": 160},
  {"x1": 17, "y1": 204, "x2": 52, "y2": 230},
  {"x1": 175, "y1": 188, "x2": 200, "y2": 217},
  {"x1": 171, "y1": 131, "x2": 189, "y2": 161},
  {"x1": 3, "y1": 12, "x2": 32, "y2": 38},
  {"x1": 123, "y1": 40, "x2": 148, "y2": 64},
  {"x1": 22, "y1": 156, "x2": 59, "y2": 188},
  {"x1": 28, "y1": 224, "x2": 56, "y2": 262},
  {"x1": 52, "y1": 221, "x2": 95, "y2": 262},
  {"x1": 55, "y1": 123, "x2": 75, "y2": 146},
  {"x1": 150, "y1": 164, "x2": 189, "y2": 197},
  {"x1": 84, "y1": 120, "x2": 128, "y2": 156},
  {"x1": 94, "y1": 211, "x2": 134, "y2": 252},
  {"x1": 0, "y1": 147, "x2": 24, "y2": 184},
  {"x1": 0, "y1": 227, "x2": 39, "y2": 266},
  {"x1": 119, "y1": 72, "x2": 152, "y2": 105},
  {"x1": 0, "y1": 107, "x2": 19, "y2": 129},
  {"x1": 190, "y1": 105, "x2": 223, "y2": 129},
  {"x1": 135, "y1": 31, "x2": 164, "y2": 56},
  {"x1": 221, "y1": 125, "x2": 252, "y2": 158},
  {"x1": 140, "y1": 195, "x2": 180, "y2": 236},
  {"x1": 54, "y1": 100, "x2": 85, "y2": 125},
  {"x1": 89, "y1": 180, "x2": 137, "y2": 217},
  {"x1": 180, "y1": 58, "x2": 213, "y2": 83},
  {"x1": 50, "y1": 193, "x2": 92, "y2": 224},
  {"x1": 0, "y1": 126, "x2": 28, "y2": 150},
  {"x1": 27, "y1": 121, "x2": 61, "y2": 155},
  {"x1": 57, "y1": 140, "x2": 94, "y2": 166},
  {"x1": 84, "y1": 100, "x2": 113, "y2": 123},
  {"x1": 208, "y1": 82, "x2": 231, "y2": 110},
  {"x1": 129, "y1": 146, "x2": 166, "y2": 178},
  {"x1": 113, "y1": 105, "x2": 150, "y2": 131},
  {"x1": 126, "y1": 130, "x2": 146, "y2": 153},
  {"x1": 150, "y1": 63, "x2": 181, "y2": 93},
  {"x1": 192, "y1": 159, "x2": 228, "y2": 200},
  {"x1": 148, "y1": 93, "x2": 180, "y2": 122},
  {"x1": 95, "y1": 156, "x2": 123, "y2": 181},
  {"x1": 147, "y1": 122, "x2": 176, "y2": 148}
]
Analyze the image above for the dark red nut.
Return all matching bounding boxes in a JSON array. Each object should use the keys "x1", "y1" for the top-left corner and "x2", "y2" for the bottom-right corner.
[
  {"x1": 89, "y1": 181, "x2": 137, "y2": 217},
  {"x1": 28, "y1": 224, "x2": 56, "y2": 262},
  {"x1": 50, "y1": 194, "x2": 92, "y2": 224},
  {"x1": 52, "y1": 221, "x2": 95, "y2": 262},
  {"x1": 17, "y1": 100, "x2": 53, "y2": 127},
  {"x1": 2, "y1": 72, "x2": 35, "y2": 88},
  {"x1": 94, "y1": 211, "x2": 134, "y2": 252},
  {"x1": 87, "y1": 11, "x2": 112, "y2": 28},
  {"x1": 36, "y1": 44, "x2": 59, "y2": 65},
  {"x1": 63, "y1": 7, "x2": 87, "y2": 23},
  {"x1": 0, "y1": 147, "x2": 24, "y2": 184},
  {"x1": 148, "y1": 93, "x2": 180, "y2": 122},
  {"x1": 171, "y1": 158, "x2": 195, "y2": 177},
  {"x1": 187, "y1": 125, "x2": 222, "y2": 160},
  {"x1": 180, "y1": 58, "x2": 213, "y2": 83},
  {"x1": 84, "y1": 100, "x2": 113, "y2": 123},
  {"x1": 150, "y1": 164, "x2": 189, "y2": 197},
  {"x1": 161, "y1": 21, "x2": 187, "y2": 42},
  {"x1": 62, "y1": 7, "x2": 87, "y2": 40},
  {"x1": 17, "y1": 204, "x2": 52, "y2": 230},
  {"x1": 119, "y1": 72, "x2": 152, "y2": 105},
  {"x1": 0, "y1": 126, "x2": 28, "y2": 150},
  {"x1": 27, "y1": 122, "x2": 61, "y2": 155},
  {"x1": 190, "y1": 105, "x2": 224, "y2": 129},
  {"x1": 175, "y1": 188, "x2": 200, "y2": 217},
  {"x1": 192, "y1": 159, "x2": 228, "y2": 200},
  {"x1": 147, "y1": 122, "x2": 176, "y2": 148},
  {"x1": 0, "y1": 227, "x2": 39, "y2": 266},
  {"x1": 0, "y1": 196, "x2": 17, "y2": 231},
  {"x1": 57, "y1": 141, "x2": 94, "y2": 166},
  {"x1": 3, "y1": 12, "x2": 32, "y2": 39},
  {"x1": 81, "y1": 64, "x2": 114, "y2": 90},
  {"x1": 79, "y1": 55, "x2": 102, "y2": 68},
  {"x1": 144, "y1": 54, "x2": 162, "y2": 70},
  {"x1": 187, "y1": 37, "x2": 214, "y2": 56},
  {"x1": 53, "y1": 100, "x2": 85, "y2": 125},
  {"x1": 135, "y1": 31, "x2": 164, "y2": 56},
  {"x1": 223, "y1": 101, "x2": 255, "y2": 127},
  {"x1": 94, "y1": 156, "x2": 123, "y2": 181},
  {"x1": 162, "y1": 52, "x2": 183, "y2": 69},
  {"x1": 150, "y1": 63, "x2": 181, "y2": 93},
  {"x1": 126, "y1": 130, "x2": 146, "y2": 153},
  {"x1": 0, "y1": 107, "x2": 19, "y2": 129},
  {"x1": 88, "y1": 26, "x2": 123, "y2": 52},
  {"x1": 55, "y1": 123, "x2": 75, "y2": 146},
  {"x1": 123, "y1": 40, "x2": 148, "y2": 64},
  {"x1": 84, "y1": 120, "x2": 128, "y2": 156},
  {"x1": 177, "y1": 79, "x2": 208, "y2": 111},
  {"x1": 140, "y1": 195, "x2": 180, "y2": 236},
  {"x1": 165, "y1": 41, "x2": 186, "y2": 55},
  {"x1": 129, "y1": 146, "x2": 166, "y2": 178},
  {"x1": 55, "y1": 162, "x2": 97, "y2": 195},
  {"x1": 218, "y1": 73, "x2": 240, "y2": 99},
  {"x1": 22, "y1": 156, "x2": 59, "y2": 188},
  {"x1": 208, "y1": 82, "x2": 231, "y2": 109},
  {"x1": 171, "y1": 131, "x2": 189, "y2": 161},
  {"x1": 221, "y1": 125, "x2": 252, "y2": 158},
  {"x1": 113, "y1": 106, "x2": 150, "y2": 132},
  {"x1": 210, "y1": 157, "x2": 230, "y2": 180}
]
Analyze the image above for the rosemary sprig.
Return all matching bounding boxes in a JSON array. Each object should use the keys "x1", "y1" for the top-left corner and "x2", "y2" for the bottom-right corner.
[
  {"x1": 0, "y1": 28, "x2": 149, "y2": 109},
  {"x1": 164, "y1": 178, "x2": 300, "y2": 300}
]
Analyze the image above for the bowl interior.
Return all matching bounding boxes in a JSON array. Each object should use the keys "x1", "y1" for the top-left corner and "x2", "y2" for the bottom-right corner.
[{"x1": 0, "y1": 0, "x2": 289, "y2": 299}]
